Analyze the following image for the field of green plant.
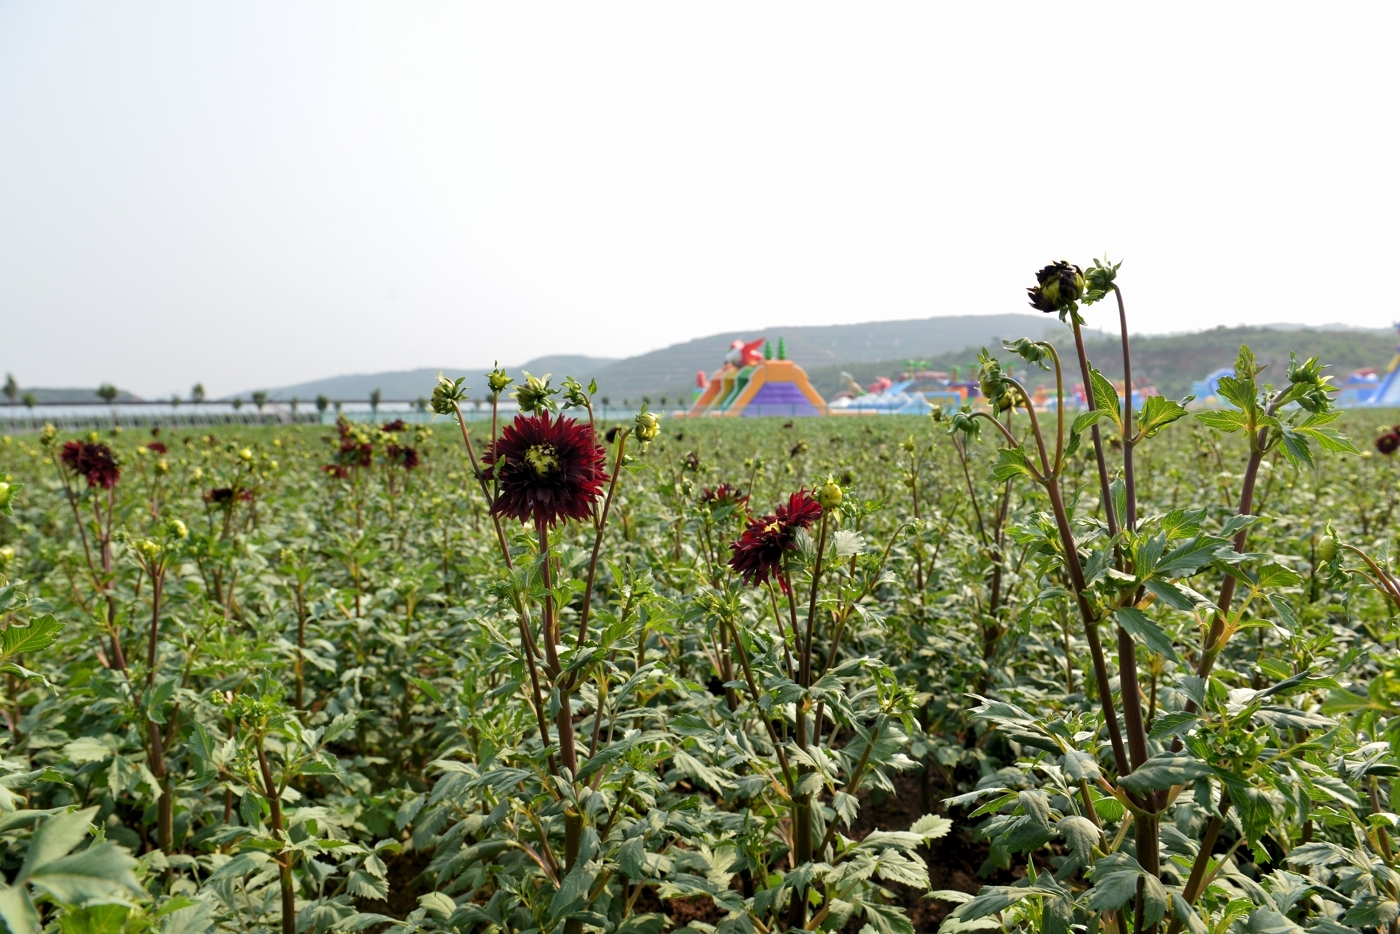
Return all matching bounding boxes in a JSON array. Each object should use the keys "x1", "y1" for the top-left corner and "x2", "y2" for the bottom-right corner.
[{"x1": 4, "y1": 263, "x2": 1400, "y2": 934}]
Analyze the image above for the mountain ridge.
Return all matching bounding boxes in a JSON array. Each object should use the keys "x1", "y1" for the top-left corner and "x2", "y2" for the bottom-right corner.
[{"x1": 241, "y1": 317, "x2": 1394, "y2": 405}]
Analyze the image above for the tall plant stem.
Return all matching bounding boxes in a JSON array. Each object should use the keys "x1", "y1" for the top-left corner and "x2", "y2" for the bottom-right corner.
[
  {"x1": 145, "y1": 564, "x2": 173, "y2": 851},
  {"x1": 573, "y1": 435, "x2": 627, "y2": 655},
  {"x1": 1084, "y1": 294, "x2": 1156, "y2": 919},
  {"x1": 1165, "y1": 795, "x2": 1232, "y2": 934},
  {"x1": 1070, "y1": 319, "x2": 1120, "y2": 538},
  {"x1": 1103, "y1": 290, "x2": 1156, "y2": 902},
  {"x1": 1196, "y1": 432, "x2": 1270, "y2": 681},
  {"x1": 787, "y1": 509, "x2": 831, "y2": 930},
  {"x1": 802, "y1": 512, "x2": 829, "y2": 686},
  {"x1": 1114, "y1": 287, "x2": 1137, "y2": 530},
  {"x1": 563, "y1": 808, "x2": 585, "y2": 934},
  {"x1": 1001, "y1": 383, "x2": 1127, "y2": 774},
  {"x1": 256, "y1": 736, "x2": 295, "y2": 934},
  {"x1": 723, "y1": 618, "x2": 793, "y2": 789},
  {"x1": 451, "y1": 404, "x2": 557, "y2": 768},
  {"x1": 537, "y1": 520, "x2": 578, "y2": 774},
  {"x1": 1063, "y1": 321, "x2": 1154, "y2": 778},
  {"x1": 1039, "y1": 450, "x2": 1130, "y2": 776},
  {"x1": 293, "y1": 579, "x2": 307, "y2": 710}
]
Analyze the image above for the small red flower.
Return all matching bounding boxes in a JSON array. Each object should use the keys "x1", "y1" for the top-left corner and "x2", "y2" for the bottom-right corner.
[
  {"x1": 60, "y1": 440, "x2": 121, "y2": 489},
  {"x1": 147, "y1": 441, "x2": 168, "y2": 455},
  {"x1": 484, "y1": 411, "x2": 608, "y2": 527},
  {"x1": 728, "y1": 490, "x2": 823, "y2": 588},
  {"x1": 204, "y1": 487, "x2": 252, "y2": 505},
  {"x1": 386, "y1": 443, "x2": 420, "y2": 470},
  {"x1": 701, "y1": 484, "x2": 748, "y2": 510},
  {"x1": 1377, "y1": 432, "x2": 1400, "y2": 455},
  {"x1": 381, "y1": 419, "x2": 408, "y2": 433},
  {"x1": 324, "y1": 419, "x2": 372, "y2": 477}
]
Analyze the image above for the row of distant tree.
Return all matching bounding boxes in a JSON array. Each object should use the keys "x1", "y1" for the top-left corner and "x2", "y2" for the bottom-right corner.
[
  {"x1": 4, "y1": 374, "x2": 677, "y2": 414},
  {"x1": 1, "y1": 373, "x2": 377, "y2": 416}
]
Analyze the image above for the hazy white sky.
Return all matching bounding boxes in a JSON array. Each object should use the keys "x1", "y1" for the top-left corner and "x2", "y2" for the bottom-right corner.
[{"x1": 1, "y1": 3, "x2": 1395, "y2": 398}]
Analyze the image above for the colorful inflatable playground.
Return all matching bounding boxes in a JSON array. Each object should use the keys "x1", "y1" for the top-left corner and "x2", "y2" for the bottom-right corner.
[
  {"x1": 686, "y1": 338, "x2": 828, "y2": 417},
  {"x1": 682, "y1": 326, "x2": 1400, "y2": 418},
  {"x1": 1191, "y1": 324, "x2": 1400, "y2": 409},
  {"x1": 1337, "y1": 324, "x2": 1400, "y2": 408}
]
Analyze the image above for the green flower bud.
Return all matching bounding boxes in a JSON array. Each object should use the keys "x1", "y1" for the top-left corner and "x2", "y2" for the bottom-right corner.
[
  {"x1": 513, "y1": 372, "x2": 558, "y2": 413},
  {"x1": 165, "y1": 518, "x2": 189, "y2": 540},
  {"x1": 1288, "y1": 353, "x2": 1325, "y2": 386},
  {"x1": 1082, "y1": 256, "x2": 1121, "y2": 304},
  {"x1": 0, "y1": 546, "x2": 14, "y2": 564},
  {"x1": 1027, "y1": 261, "x2": 1085, "y2": 318},
  {"x1": 431, "y1": 375, "x2": 469, "y2": 415},
  {"x1": 38, "y1": 424, "x2": 57, "y2": 447},
  {"x1": 1318, "y1": 535, "x2": 1337, "y2": 562},
  {"x1": 977, "y1": 354, "x2": 1010, "y2": 408},
  {"x1": 634, "y1": 410, "x2": 661, "y2": 443},
  {"x1": 486, "y1": 364, "x2": 513, "y2": 396},
  {"x1": 817, "y1": 481, "x2": 842, "y2": 509}
]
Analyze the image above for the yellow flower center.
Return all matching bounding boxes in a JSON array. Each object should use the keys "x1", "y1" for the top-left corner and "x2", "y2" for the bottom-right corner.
[
  {"x1": 524, "y1": 443, "x2": 558, "y2": 476},
  {"x1": 763, "y1": 520, "x2": 781, "y2": 534}
]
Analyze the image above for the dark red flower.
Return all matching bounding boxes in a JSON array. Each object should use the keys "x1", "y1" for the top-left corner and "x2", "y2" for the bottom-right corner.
[
  {"x1": 701, "y1": 484, "x2": 748, "y2": 510},
  {"x1": 324, "y1": 419, "x2": 372, "y2": 477},
  {"x1": 484, "y1": 411, "x2": 608, "y2": 527},
  {"x1": 147, "y1": 441, "x2": 168, "y2": 455},
  {"x1": 727, "y1": 490, "x2": 823, "y2": 588},
  {"x1": 1377, "y1": 432, "x2": 1400, "y2": 455},
  {"x1": 381, "y1": 419, "x2": 408, "y2": 433},
  {"x1": 60, "y1": 440, "x2": 121, "y2": 489},
  {"x1": 386, "y1": 443, "x2": 420, "y2": 470}
]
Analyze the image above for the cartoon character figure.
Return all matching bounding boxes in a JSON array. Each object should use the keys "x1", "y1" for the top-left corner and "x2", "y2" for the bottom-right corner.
[{"x1": 724, "y1": 338, "x2": 767, "y2": 368}]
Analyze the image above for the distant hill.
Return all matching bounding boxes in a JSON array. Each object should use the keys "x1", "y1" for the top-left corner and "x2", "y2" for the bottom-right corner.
[
  {"x1": 2, "y1": 387, "x2": 142, "y2": 404},
  {"x1": 256, "y1": 358, "x2": 618, "y2": 402},
  {"x1": 250, "y1": 315, "x2": 1056, "y2": 403},
  {"x1": 247, "y1": 316, "x2": 1395, "y2": 407},
  {"x1": 1079, "y1": 325, "x2": 1394, "y2": 398},
  {"x1": 571, "y1": 314, "x2": 1061, "y2": 403}
]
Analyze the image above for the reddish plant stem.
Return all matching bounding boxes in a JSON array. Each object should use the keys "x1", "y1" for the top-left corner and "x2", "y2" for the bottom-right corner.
[
  {"x1": 256, "y1": 737, "x2": 295, "y2": 934},
  {"x1": 452, "y1": 405, "x2": 557, "y2": 769},
  {"x1": 573, "y1": 433, "x2": 628, "y2": 657},
  {"x1": 1008, "y1": 381, "x2": 1131, "y2": 777},
  {"x1": 144, "y1": 565, "x2": 173, "y2": 851},
  {"x1": 537, "y1": 520, "x2": 578, "y2": 774}
]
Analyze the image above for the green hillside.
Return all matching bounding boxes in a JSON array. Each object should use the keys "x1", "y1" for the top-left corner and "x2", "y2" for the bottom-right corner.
[
  {"x1": 250, "y1": 318, "x2": 1393, "y2": 408},
  {"x1": 252, "y1": 315, "x2": 1058, "y2": 404},
  {"x1": 261, "y1": 357, "x2": 616, "y2": 402},
  {"x1": 1, "y1": 387, "x2": 142, "y2": 404}
]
